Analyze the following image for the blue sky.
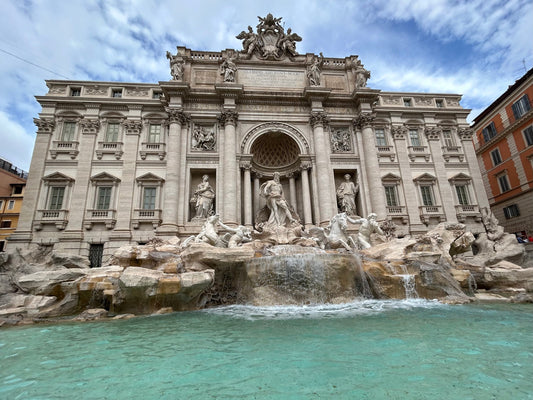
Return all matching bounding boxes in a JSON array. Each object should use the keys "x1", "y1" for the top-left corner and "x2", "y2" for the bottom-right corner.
[{"x1": 1, "y1": 0, "x2": 532, "y2": 171}]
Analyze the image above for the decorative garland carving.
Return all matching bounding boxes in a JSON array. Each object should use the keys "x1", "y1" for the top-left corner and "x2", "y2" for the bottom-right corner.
[
  {"x1": 122, "y1": 120, "x2": 143, "y2": 135},
  {"x1": 458, "y1": 127, "x2": 474, "y2": 141}
]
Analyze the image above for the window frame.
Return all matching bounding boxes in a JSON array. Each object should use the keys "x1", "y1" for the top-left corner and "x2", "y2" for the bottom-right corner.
[
  {"x1": 503, "y1": 204, "x2": 520, "y2": 219},
  {"x1": 111, "y1": 88, "x2": 123, "y2": 98},
  {"x1": 148, "y1": 124, "x2": 162, "y2": 143},
  {"x1": 48, "y1": 186, "x2": 66, "y2": 210},
  {"x1": 374, "y1": 128, "x2": 387, "y2": 146},
  {"x1": 490, "y1": 148, "x2": 502, "y2": 166},
  {"x1": 142, "y1": 187, "x2": 157, "y2": 210},
  {"x1": 1, "y1": 220, "x2": 12, "y2": 228},
  {"x1": 497, "y1": 173, "x2": 511, "y2": 193},
  {"x1": 511, "y1": 94, "x2": 531, "y2": 120},
  {"x1": 384, "y1": 185, "x2": 399, "y2": 207},
  {"x1": 523, "y1": 125, "x2": 533, "y2": 147},
  {"x1": 96, "y1": 186, "x2": 113, "y2": 210},
  {"x1": 482, "y1": 122, "x2": 497, "y2": 143},
  {"x1": 7, "y1": 200, "x2": 15, "y2": 210},
  {"x1": 420, "y1": 185, "x2": 434, "y2": 206},
  {"x1": 61, "y1": 121, "x2": 77, "y2": 142},
  {"x1": 455, "y1": 184, "x2": 470, "y2": 205},
  {"x1": 403, "y1": 98, "x2": 412, "y2": 107},
  {"x1": 105, "y1": 122, "x2": 120, "y2": 142},
  {"x1": 409, "y1": 129, "x2": 421, "y2": 146}
]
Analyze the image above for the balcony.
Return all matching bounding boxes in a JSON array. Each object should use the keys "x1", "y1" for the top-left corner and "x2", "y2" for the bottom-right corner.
[
  {"x1": 385, "y1": 205, "x2": 408, "y2": 224},
  {"x1": 419, "y1": 205, "x2": 445, "y2": 224},
  {"x1": 50, "y1": 141, "x2": 79, "y2": 159},
  {"x1": 131, "y1": 209, "x2": 162, "y2": 229},
  {"x1": 377, "y1": 145, "x2": 395, "y2": 161},
  {"x1": 96, "y1": 141, "x2": 123, "y2": 160},
  {"x1": 441, "y1": 145, "x2": 464, "y2": 162},
  {"x1": 33, "y1": 209, "x2": 69, "y2": 230},
  {"x1": 140, "y1": 142, "x2": 166, "y2": 160},
  {"x1": 84, "y1": 209, "x2": 116, "y2": 230},
  {"x1": 407, "y1": 145, "x2": 430, "y2": 162},
  {"x1": 455, "y1": 204, "x2": 481, "y2": 222}
]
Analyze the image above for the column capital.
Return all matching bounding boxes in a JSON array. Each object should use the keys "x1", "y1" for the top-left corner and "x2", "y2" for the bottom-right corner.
[
  {"x1": 458, "y1": 127, "x2": 474, "y2": 141},
  {"x1": 218, "y1": 110, "x2": 238, "y2": 127},
  {"x1": 309, "y1": 111, "x2": 329, "y2": 128},
  {"x1": 34, "y1": 117, "x2": 55, "y2": 133},
  {"x1": 165, "y1": 107, "x2": 190, "y2": 125},
  {"x1": 79, "y1": 118, "x2": 101, "y2": 135},
  {"x1": 391, "y1": 125, "x2": 407, "y2": 140},
  {"x1": 122, "y1": 119, "x2": 143, "y2": 135},
  {"x1": 424, "y1": 126, "x2": 442, "y2": 141},
  {"x1": 352, "y1": 112, "x2": 375, "y2": 129}
]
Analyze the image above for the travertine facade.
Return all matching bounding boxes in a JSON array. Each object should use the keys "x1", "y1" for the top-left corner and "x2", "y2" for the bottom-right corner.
[{"x1": 11, "y1": 15, "x2": 488, "y2": 265}]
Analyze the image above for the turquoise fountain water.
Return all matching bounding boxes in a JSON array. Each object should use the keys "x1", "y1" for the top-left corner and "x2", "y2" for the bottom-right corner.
[{"x1": 1, "y1": 301, "x2": 532, "y2": 399}]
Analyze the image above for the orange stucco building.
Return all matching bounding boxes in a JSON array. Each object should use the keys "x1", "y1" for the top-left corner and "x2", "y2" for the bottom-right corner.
[
  {"x1": 472, "y1": 68, "x2": 533, "y2": 238},
  {"x1": 0, "y1": 159, "x2": 27, "y2": 252}
]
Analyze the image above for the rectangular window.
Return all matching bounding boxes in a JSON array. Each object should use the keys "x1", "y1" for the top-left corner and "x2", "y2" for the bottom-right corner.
[
  {"x1": 503, "y1": 204, "x2": 520, "y2": 219},
  {"x1": 0, "y1": 200, "x2": 3, "y2": 210},
  {"x1": 498, "y1": 174, "x2": 511, "y2": 193},
  {"x1": 384, "y1": 186, "x2": 398, "y2": 207},
  {"x1": 49, "y1": 187, "x2": 65, "y2": 210},
  {"x1": 61, "y1": 122, "x2": 76, "y2": 141},
  {"x1": 482, "y1": 122, "x2": 497, "y2": 143},
  {"x1": 112, "y1": 89, "x2": 122, "y2": 98},
  {"x1": 70, "y1": 88, "x2": 81, "y2": 96},
  {"x1": 511, "y1": 94, "x2": 531, "y2": 120},
  {"x1": 1, "y1": 220, "x2": 11, "y2": 228},
  {"x1": 152, "y1": 91, "x2": 162, "y2": 99},
  {"x1": 13, "y1": 185, "x2": 23, "y2": 195},
  {"x1": 420, "y1": 185, "x2": 434, "y2": 206},
  {"x1": 524, "y1": 125, "x2": 533, "y2": 147},
  {"x1": 490, "y1": 148, "x2": 502, "y2": 166},
  {"x1": 106, "y1": 123, "x2": 120, "y2": 142},
  {"x1": 7, "y1": 200, "x2": 15, "y2": 210},
  {"x1": 443, "y1": 130, "x2": 454, "y2": 147},
  {"x1": 375, "y1": 128, "x2": 387, "y2": 146},
  {"x1": 435, "y1": 99, "x2": 444, "y2": 108},
  {"x1": 409, "y1": 129, "x2": 421, "y2": 146},
  {"x1": 97, "y1": 186, "x2": 112, "y2": 210},
  {"x1": 0, "y1": 240, "x2": 5, "y2": 252},
  {"x1": 142, "y1": 187, "x2": 156, "y2": 210},
  {"x1": 148, "y1": 124, "x2": 161, "y2": 143},
  {"x1": 403, "y1": 98, "x2": 412, "y2": 107},
  {"x1": 455, "y1": 185, "x2": 470, "y2": 205}
]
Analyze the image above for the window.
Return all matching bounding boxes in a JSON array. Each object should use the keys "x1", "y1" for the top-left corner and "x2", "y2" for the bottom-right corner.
[
  {"x1": 97, "y1": 186, "x2": 112, "y2": 210},
  {"x1": 375, "y1": 128, "x2": 387, "y2": 146},
  {"x1": 7, "y1": 200, "x2": 15, "y2": 210},
  {"x1": 70, "y1": 88, "x2": 81, "y2": 96},
  {"x1": 48, "y1": 186, "x2": 65, "y2": 210},
  {"x1": 89, "y1": 244, "x2": 104, "y2": 268},
  {"x1": 482, "y1": 122, "x2": 497, "y2": 143},
  {"x1": 1, "y1": 220, "x2": 11, "y2": 228},
  {"x1": 112, "y1": 89, "x2": 123, "y2": 98},
  {"x1": 0, "y1": 200, "x2": 3, "y2": 210},
  {"x1": 409, "y1": 129, "x2": 421, "y2": 146},
  {"x1": 420, "y1": 185, "x2": 434, "y2": 206},
  {"x1": 142, "y1": 187, "x2": 157, "y2": 210},
  {"x1": 403, "y1": 98, "x2": 412, "y2": 107},
  {"x1": 435, "y1": 99, "x2": 444, "y2": 108},
  {"x1": 148, "y1": 124, "x2": 161, "y2": 143},
  {"x1": 490, "y1": 148, "x2": 502, "y2": 166},
  {"x1": 105, "y1": 123, "x2": 120, "y2": 142},
  {"x1": 0, "y1": 240, "x2": 5, "y2": 252},
  {"x1": 511, "y1": 94, "x2": 531, "y2": 120},
  {"x1": 384, "y1": 186, "x2": 398, "y2": 206},
  {"x1": 61, "y1": 121, "x2": 76, "y2": 141},
  {"x1": 524, "y1": 125, "x2": 533, "y2": 147},
  {"x1": 497, "y1": 174, "x2": 511, "y2": 193},
  {"x1": 152, "y1": 91, "x2": 162, "y2": 99},
  {"x1": 503, "y1": 204, "x2": 520, "y2": 219},
  {"x1": 455, "y1": 185, "x2": 470, "y2": 205},
  {"x1": 443, "y1": 129, "x2": 454, "y2": 147},
  {"x1": 12, "y1": 185, "x2": 23, "y2": 195}
]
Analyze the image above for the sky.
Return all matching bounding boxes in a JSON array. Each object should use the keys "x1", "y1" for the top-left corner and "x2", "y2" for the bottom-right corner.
[{"x1": 0, "y1": 0, "x2": 532, "y2": 172}]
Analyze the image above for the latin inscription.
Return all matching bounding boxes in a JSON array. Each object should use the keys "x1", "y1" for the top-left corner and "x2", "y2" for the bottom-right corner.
[{"x1": 238, "y1": 69, "x2": 306, "y2": 89}]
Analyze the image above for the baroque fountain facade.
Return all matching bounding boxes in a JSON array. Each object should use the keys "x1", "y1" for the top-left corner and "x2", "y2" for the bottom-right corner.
[{"x1": 1, "y1": 15, "x2": 532, "y2": 325}]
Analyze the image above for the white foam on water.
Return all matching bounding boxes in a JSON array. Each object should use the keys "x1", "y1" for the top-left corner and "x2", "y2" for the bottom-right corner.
[{"x1": 202, "y1": 299, "x2": 446, "y2": 320}]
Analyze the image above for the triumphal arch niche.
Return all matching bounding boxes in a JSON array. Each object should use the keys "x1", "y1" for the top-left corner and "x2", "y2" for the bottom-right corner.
[{"x1": 14, "y1": 12, "x2": 486, "y2": 257}]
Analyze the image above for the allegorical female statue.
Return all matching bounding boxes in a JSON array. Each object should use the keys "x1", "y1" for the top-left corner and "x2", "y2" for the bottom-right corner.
[
  {"x1": 191, "y1": 175, "x2": 215, "y2": 219},
  {"x1": 336, "y1": 174, "x2": 359, "y2": 216}
]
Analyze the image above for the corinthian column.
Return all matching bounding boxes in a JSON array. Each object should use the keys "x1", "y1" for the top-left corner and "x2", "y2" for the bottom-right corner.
[
  {"x1": 157, "y1": 108, "x2": 187, "y2": 236},
  {"x1": 218, "y1": 110, "x2": 239, "y2": 225},
  {"x1": 310, "y1": 112, "x2": 336, "y2": 224},
  {"x1": 354, "y1": 112, "x2": 386, "y2": 218}
]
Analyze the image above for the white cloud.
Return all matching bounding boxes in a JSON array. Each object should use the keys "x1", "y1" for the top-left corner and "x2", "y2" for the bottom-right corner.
[{"x1": 0, "y1": 111, "x2": 36, "y2": 171}]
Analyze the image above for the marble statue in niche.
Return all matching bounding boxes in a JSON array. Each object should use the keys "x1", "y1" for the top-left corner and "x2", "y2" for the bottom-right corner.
[
  {"x1": 307, "y1": 53, "x2": 324, "y2": 86},
  {"x1": 336, "y1": 174, "x2": 359, "y2": 216},
  {"x1": 191, "y1": 175, "x2": 215, "y2": 219}
]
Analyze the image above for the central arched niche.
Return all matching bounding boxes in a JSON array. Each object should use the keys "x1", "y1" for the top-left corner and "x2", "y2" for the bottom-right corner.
[{"x1": 250, "y1": 131, "x2": 300, "y2": 173}]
